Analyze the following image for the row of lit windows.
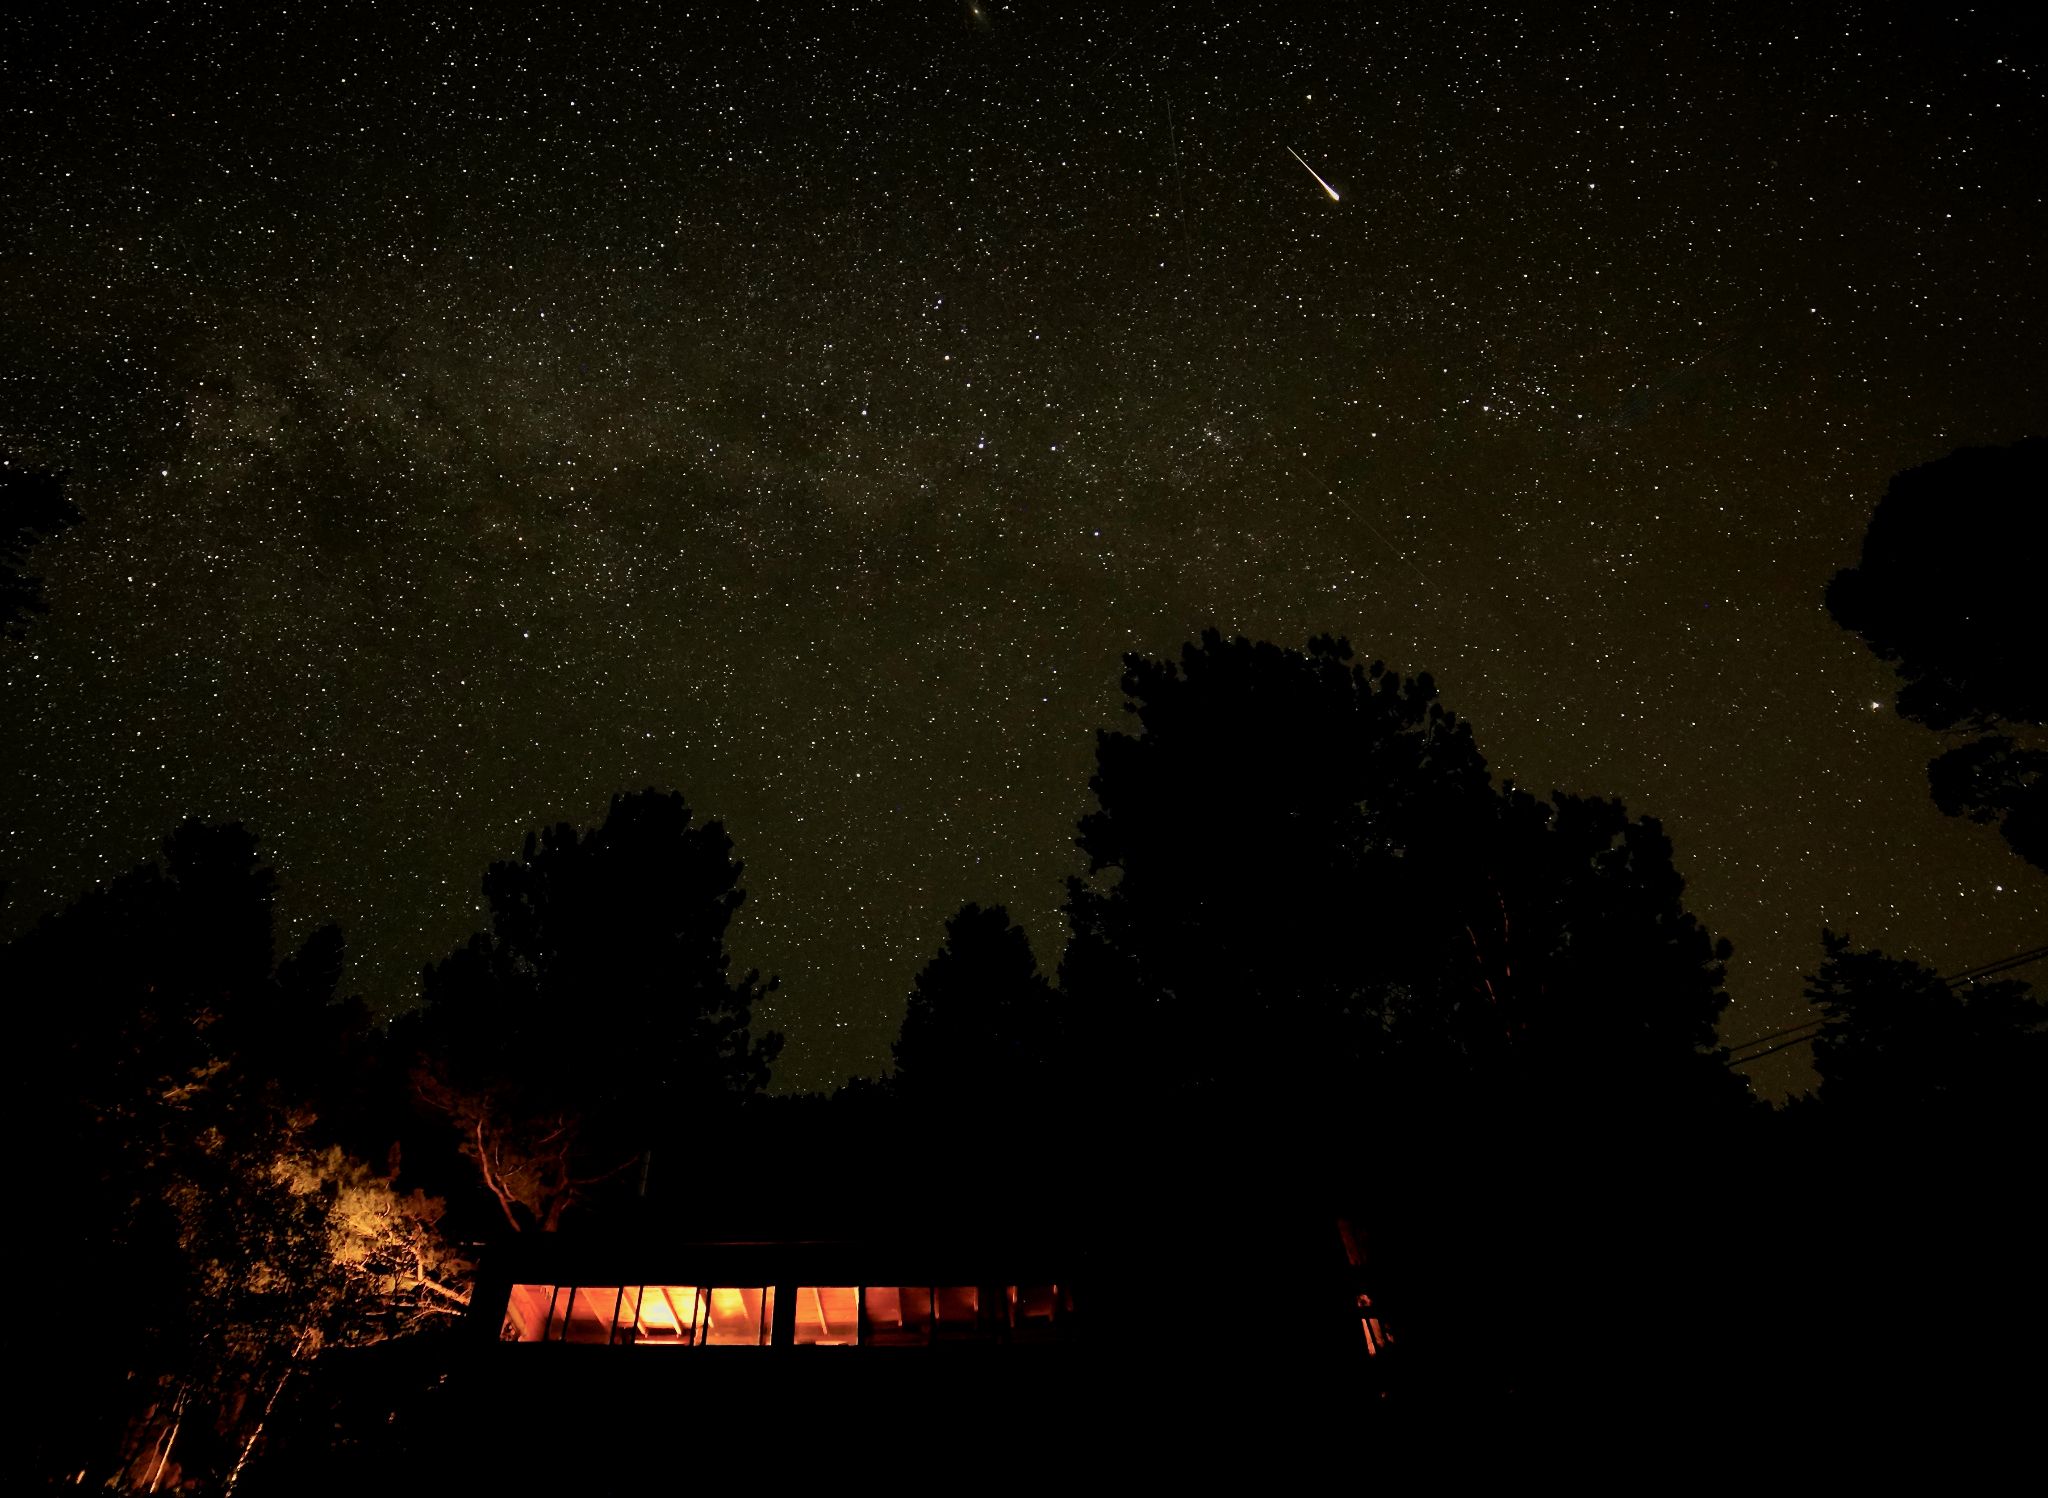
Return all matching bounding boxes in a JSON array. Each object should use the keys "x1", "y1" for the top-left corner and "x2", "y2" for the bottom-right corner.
[{"x1": 502, "y1": 1283, "x2": 1071, "y2": 1347}]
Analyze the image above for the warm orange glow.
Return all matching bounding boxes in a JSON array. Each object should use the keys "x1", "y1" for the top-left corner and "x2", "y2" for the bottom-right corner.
[
  {"x1": 703, "y1": 1286, "x2": 773, "y2": 1345},
  {"x1": 499, "y1": 1281, "x2": 1065, "y2": 1346},
  {"x1": 792, "y1": 1286, "x2": 858, "y2": 1345},
  {"x1": 630, "y1": 1285, "x2": 704, "y2": 1344},
  {"x1": 1012, "y1": 1284, "x2": 1063, "y2": 1342},
  {"x1": 613, "y1": 1285, "x2": 643, "y2": 1340},
  {"x1": 564, "y1": 1287, "x2": 622, "y2": 1342},
  {"x1": 505, "y1": 1284, "x2": 769, "y2": 1345},
  {"x1": 935, "y1": 1284, "x2": 981, "y2": 1340},
  {"x1": 865, "y1": 1285, "x2": 932, "y2": 1345},
  {"x1": 501, "y1": 1283, "x2": 556, "y2": 1342}
]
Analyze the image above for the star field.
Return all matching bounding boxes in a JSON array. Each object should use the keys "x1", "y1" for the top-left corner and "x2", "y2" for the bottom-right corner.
[{"x1": 3, "y1": 5, "x2": 2041, "y2": 1093}]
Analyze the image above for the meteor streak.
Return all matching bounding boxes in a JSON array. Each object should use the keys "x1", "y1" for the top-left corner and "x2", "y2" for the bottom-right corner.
[{"x1": 1286, "y1": 146, "x2": 1340, "y2": 202}]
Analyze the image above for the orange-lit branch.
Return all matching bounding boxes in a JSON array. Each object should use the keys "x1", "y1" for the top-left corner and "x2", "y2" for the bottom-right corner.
[{"x1": 475, "y1": 1117, "x2": 528, "y2": 1235}]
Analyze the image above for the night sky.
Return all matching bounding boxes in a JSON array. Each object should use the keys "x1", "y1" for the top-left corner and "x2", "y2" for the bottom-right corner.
[{"x1": 4, "y1": 5, "x2": 2041, "y2": 1096}]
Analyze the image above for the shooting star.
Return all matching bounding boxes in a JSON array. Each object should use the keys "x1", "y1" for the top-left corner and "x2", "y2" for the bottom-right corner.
[{"x1": 1286, "y1": 146, "x2": 1340, "y2": 202}]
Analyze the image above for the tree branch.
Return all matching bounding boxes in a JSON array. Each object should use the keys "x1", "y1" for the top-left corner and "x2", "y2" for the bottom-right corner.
[{"x1": 474, "y1": 1117, "x2": 527, "y2": 1234}]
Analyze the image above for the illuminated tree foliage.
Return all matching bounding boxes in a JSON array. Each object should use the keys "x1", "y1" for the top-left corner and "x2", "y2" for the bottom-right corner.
[
  {"x1": 7, "y1": 821, "x2": 462, "y2": 1489},
  {"x1": 411, "y1": 787, "x2": 782, "y2": 1231},
  {"x1": 1827, "y1": 437, "x2": 2047, "y2": 871}
]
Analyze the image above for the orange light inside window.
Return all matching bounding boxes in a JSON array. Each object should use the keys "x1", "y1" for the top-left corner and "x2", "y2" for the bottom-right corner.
[
  {"x1": 630, "y1": 1285, "x2": 704, "y2": 1345},
  {"x1": 793, "y1": 1286, "x2": 858, "y2": 1345},
  {"x1": 502, "y1": 1284, "x2": 556, "y2": 1343},
  {"x1": 703, "y1": 1286, "x2": 774, "y2": 1345},
  {"x1": 865, "y1": 1286, "x2": 933, "y2": 1345}
]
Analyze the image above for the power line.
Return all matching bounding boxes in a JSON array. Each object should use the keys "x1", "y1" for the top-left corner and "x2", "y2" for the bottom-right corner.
[
  {"x1": 1723, "y1": 944, "x2": 2047, "y2": 1068},
  {"x1": 1725, "y1": 1029, "x2": 1825, "y2": 1068},
  {"x1": 1722, "y1": 1017, "x2": 1825, "y2": 1054},
  {"x1": 1946, "y1": 945, "x2": 2048, "y2": 986}
]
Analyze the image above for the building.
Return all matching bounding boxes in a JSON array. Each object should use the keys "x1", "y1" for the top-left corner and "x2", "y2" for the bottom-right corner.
[
  {"x1": 483, "y1": 1232, "x2": 1079, "y2": 1349},
  {"x1": 248, "y1": 1121, "x2": 1399, "y2": 1488}
]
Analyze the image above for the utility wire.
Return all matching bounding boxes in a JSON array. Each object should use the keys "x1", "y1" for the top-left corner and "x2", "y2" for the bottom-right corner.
[
  {"x1": 1722, "y1": 1017, "x2": 1825, "y2": 1054},
  {"x1": 1946, "y1": 945, "x2": 2048, "y2": 985},
  {"x1": 1723, "y1": 944, "x2": 2047, "y2": 1068},
  {"x1": 1725, "y1": 1030, "x2": 1827, "y2": 1068}
]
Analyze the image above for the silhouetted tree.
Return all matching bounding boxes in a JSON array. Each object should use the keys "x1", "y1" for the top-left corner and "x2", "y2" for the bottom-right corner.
[
  {"x1": 892, "y1": 902, "x2": 1061, "y2": 1111},
  {"x1": 1453, "y1": 785, "x2": 1745, "y2": 1120},
  {"x1": 410, "y1": 787, "x2": 781, "y2": 1231},
  {"x1": 1, "y1": 463, "x2": 80, "y2": 639},
  {"x1": 1061, "y1": 632, "x2": 1747, "y2": 1128},
  {"x1": 1926, "y1": 734, "x2": 2046, "y2": 872},
  {"x1": 1803, "y1": 930, "x2": 2047, "y2": 1126},
  {"x1": 1826, "y1": 438, "x2": 2047, "y2": 871}
]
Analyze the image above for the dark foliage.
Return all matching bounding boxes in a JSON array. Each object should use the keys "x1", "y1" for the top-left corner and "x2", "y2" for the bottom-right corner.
[
  {"x1": 0, "y1": 463, "x2": 81, "y2": 639},
  {"x1": 409, "y1": 787, "x2": 781, "y2": 1230},
  {"x1": 1803, "y1": 929, "x2": 2047, "y2": 1125},
  {"x1": 892, "y1": 902, "x2": 1061, "y2": 1111},
  {"x1": 1825, "y1": 438, "x2": 2045, "y2": 732},
  {"x1": 1927, "y1": 733, "x2": 2047, "y2": 871},
  {"x1": 1827, "y1": 437, "x2": 2047, "y2": 869},
  {"x1": 1059, "y1": 631, "x2": 1748, "y2": 1128}
]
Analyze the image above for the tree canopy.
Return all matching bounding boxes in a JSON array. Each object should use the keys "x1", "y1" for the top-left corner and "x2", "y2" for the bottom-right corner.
[
  {"x1": 411, "y1": 787, "x2": 781, "y2": 1230},
  {"x1": 891, "y1": 902, "x2": 1060, "y2": 1112},
  {"x1": 1057, "y1": 631, "x2": 1748, "y2": 1128},
  {"x1": 1926, "y1": 732, "x2": 2046, "y2": 873},
  {"x1": 1826, "y1": 437, "x2": 2046, "y2": 870},
  {"x1": 1803, "y1": 930, "x2": 2047, "y2": 1126},
  {"x1": 6, "y1": 821, "x2": 456, "y2": 1488},
  {"x1": 1825, "y1": 438, "x2": 2044, "y2": 732}
]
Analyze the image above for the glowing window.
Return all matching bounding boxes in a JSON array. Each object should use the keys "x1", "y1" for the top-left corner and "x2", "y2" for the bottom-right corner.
[
  {"x1": 934, "y1": 1285, "x2": 985, "y2": 1341},
  {"x1": 501, "y1": 1283, "x2": 557, "y2": 1343},
  {"x1": 626, "y1": 1285, "x2": 706, "y2": 1345},
  {"x1": 702, "y1": 1286, "x2": 775, "y2": 1346},
  {"x1": 864, "y1": 1285, "x2": 933, "y2": 1346},
  {"x1": 612, "y1": 1285, "x2": 642, "y2": 1342},
  {"x1": 562, "y1": 1286, "x2": 623, "y2": 1344},
  {"x1": 792, "y1": 1286, "x2": 859, "y2": 1345},
  {"x1": 501, "y1": 1280, "x2": 1068, "y2": 1348},
  {"x1": 1011, "y1": 1284, "x2": 1066, "y2": 1343}
]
